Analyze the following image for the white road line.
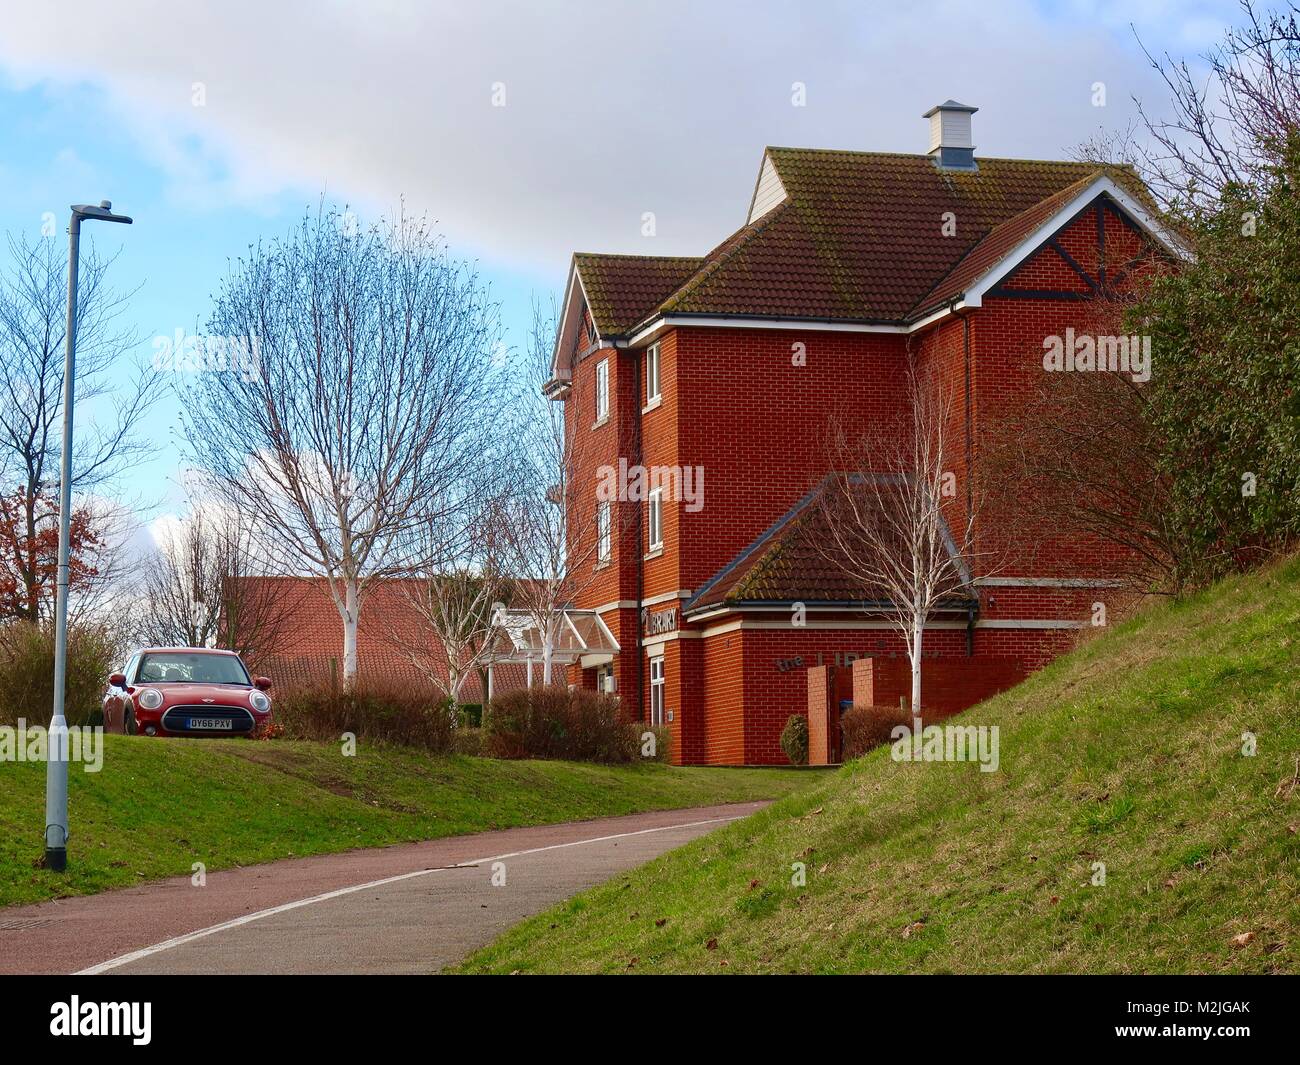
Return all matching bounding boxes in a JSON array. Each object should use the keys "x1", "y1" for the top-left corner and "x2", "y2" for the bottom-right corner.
[{"x1": 76, "y1": 814, "x2": 745, "y2": 974}]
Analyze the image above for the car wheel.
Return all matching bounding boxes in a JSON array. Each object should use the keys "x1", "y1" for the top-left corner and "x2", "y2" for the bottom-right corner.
[{"x1": 124, "y1": 707, "x2": 138, "y2": 736}]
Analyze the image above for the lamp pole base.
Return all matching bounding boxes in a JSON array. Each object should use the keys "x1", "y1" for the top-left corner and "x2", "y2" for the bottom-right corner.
[{"x1": 45, "y1": 847, "x2": 67, "y2": 872}]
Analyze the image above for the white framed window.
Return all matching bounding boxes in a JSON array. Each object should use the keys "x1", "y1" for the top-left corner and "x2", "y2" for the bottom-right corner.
[
  {"x1": 594, "y1": 358, "x2": 609, "y2": 423},
  {"x1": 596, "y1": 500, "x2": 611, "y2": 564},
  {"x1": 647, "y1": 487, "x2": 663, "y2": 551},
  {"x1": 645, "y1": 342, "x2": 661, "y2": 403},
  {"x1": 649, "y1": 655, "x2": 665, "y2": 726}
]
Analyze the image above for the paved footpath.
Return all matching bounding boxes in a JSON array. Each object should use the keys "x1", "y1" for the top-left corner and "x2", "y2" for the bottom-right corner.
[{"x1": 0, "y1": 802, "x2": 765, "y2": 975}]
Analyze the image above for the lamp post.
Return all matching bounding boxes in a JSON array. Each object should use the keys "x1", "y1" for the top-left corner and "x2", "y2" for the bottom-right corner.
[{"x1": 44, "y1": 200, "x2": 132, "y2": 873}]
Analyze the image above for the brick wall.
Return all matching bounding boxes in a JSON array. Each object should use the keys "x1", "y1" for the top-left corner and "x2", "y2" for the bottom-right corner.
[{"x1": 851, "y1": 654, "x2": 1026, "y2": 715}]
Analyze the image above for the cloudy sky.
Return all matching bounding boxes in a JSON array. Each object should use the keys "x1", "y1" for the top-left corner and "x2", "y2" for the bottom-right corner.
[{"x1": 0, "y1": 0, "x2": 1239, "y2": 544}]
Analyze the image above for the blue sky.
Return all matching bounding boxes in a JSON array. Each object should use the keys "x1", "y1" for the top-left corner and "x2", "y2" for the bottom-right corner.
[{"x1": 0, "y1": 0, "x2": 1241, "y2": 542}]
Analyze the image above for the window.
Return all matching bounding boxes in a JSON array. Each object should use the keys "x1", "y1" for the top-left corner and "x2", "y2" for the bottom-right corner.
[
  {"x1": 647, "y1": 487, "x2": 663, "y2": 551},
  {"x1": 649, "y1": 655, "x2": 665, "y2": 725},
  {"x1": 136, "y1": 652, "x2": 250, "y2": 685},
  {"x1": 596, "y1": 500, "x2": 611, "y2": 564},
  {"x1": 594, "y1": 359, "x2": 609, "y2": 423},
  {"x1": 645, "y1": 342, "x2": 661, "y2": 403}
]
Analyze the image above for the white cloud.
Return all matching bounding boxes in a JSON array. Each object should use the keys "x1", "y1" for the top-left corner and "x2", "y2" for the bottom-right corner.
[{"x1": 0, "y1": 1, "x2": 1228, "y2": 269}]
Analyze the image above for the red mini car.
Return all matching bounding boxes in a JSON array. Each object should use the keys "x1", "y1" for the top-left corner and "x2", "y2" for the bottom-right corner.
[{"x1": 103, "y1": 647, "x2": 272, "y2": 737}]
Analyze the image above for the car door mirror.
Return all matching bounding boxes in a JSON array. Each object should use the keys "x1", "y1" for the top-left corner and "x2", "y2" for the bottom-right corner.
[
  {"x1": 109, "y1": 672, "x2": 126, "y2": 688},
  {"x1": 254, "y1": 676, "x2": 272, "y2": 691}
]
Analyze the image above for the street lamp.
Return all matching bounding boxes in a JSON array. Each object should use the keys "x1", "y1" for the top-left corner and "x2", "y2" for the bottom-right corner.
[{"x1": 44, "y1": 200, "x2": 132, "y2": 873}]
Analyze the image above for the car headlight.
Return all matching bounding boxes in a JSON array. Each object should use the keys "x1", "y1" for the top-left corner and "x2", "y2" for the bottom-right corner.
[
  {"x1": 136, "y1": 688, "x2": 163, "y2": 710},
  {"x1": 249, "y1": 690, "x2": 271, "y2": 713}
]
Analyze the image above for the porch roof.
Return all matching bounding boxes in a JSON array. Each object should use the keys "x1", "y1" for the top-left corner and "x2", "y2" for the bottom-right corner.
[{"x1": 489, "y1": 607, "x2": 621, "y2": 665}]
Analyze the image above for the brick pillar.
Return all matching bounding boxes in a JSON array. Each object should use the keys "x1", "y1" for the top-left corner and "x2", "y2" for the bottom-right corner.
[
  {"x1": 806, "y1": 664, "x2": 830, "y2": 765},
  {"x1": 851, "y1": 657, "x2": 874, "y2": 708}
]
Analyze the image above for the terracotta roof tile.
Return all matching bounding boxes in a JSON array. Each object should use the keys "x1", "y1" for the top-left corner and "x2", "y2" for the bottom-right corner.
[
  {"x1": 686, "y1": 476, "x2": 976, "y2": 614},
  {"x1": 574, "y1": 150, "x2": 1159, "y2": 334},
  {"x1": 574, "y1": 253, "x2": 702, "y2": 335}
]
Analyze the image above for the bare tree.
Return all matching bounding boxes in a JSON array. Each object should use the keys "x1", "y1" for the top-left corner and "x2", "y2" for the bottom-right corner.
[
  {"x1": 138, "y1": 503, "x2": 302, "y2": 657},
  {"x1": 384, "y1": 505, "x2": 511, "y2": 710},
  {"x1": 981, "y1": 312, "x2": 1188, "y2": 594},
  {"x1": 1130, "y1": 1, "x2": 1300, "y2": 211},
  {"x1": 815, "y1": 364, "x2": 986, "y2": 716},
  {"x1": 180, "y1": 205, "x2": 504, "y2": 689},
  {"x1": 0, "y1": 231, "x2": 162, "y2": 615},
  {"x1": 491, "y1": 303, "x2": 627, "y2": 686}
]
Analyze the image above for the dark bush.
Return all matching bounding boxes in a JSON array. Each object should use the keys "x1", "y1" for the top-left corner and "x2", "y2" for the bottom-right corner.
[
  {"x1": 0, "y1": 620, "x2": 117, "y2": 727},
  {"x1": 779, "y1": 714, "x2": 809, "y2": 766},
  {"x1": 451, "y1": 727, "x2": 483, "y2": 756},
  {"x1": 483, "y1": 687, "x2": 651, "y2": 763},
  {"x1": 841, "y1": 704, "x2": 926, "y2": 761},
  {"x1": 273, "y1": 679, "x2": 455, "y2": 753}
]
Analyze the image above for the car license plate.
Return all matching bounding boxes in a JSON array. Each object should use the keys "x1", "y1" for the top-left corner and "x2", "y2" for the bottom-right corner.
[{"x1": 189, "y1": 717, "x2": 232, "y2": 730}]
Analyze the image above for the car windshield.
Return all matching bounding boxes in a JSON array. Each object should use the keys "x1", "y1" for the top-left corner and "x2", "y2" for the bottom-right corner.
[{"x1": 136, "y1": 653, "x2": 250, "y2": 685}]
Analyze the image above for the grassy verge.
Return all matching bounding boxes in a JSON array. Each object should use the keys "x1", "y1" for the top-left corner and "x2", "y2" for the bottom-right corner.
[
  {"x1": 458, "y1": 556, "x2": 1300, "y2": 974},
  {"x1": 0, "y1": 739, "x2": 814, "y2": 908}
]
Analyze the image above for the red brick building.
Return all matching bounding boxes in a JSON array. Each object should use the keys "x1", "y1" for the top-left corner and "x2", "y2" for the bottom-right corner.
[
  {"x1": 546, "y1": 101, "x2": 1183, "y2": 765},
  {"x1": 235, "y1": 576, "x2": 527, "y2": 700}
]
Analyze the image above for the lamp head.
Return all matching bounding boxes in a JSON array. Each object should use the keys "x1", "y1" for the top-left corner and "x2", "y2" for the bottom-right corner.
[{"x1": 71, "y1": 201, "x2": 132, "y2": 225}]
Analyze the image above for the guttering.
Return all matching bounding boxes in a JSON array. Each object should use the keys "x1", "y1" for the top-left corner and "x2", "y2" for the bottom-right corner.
[
  {"x1": 949, "y1": 296, "x2": 975, "y2": 543},
  {"x1": 631, "y1": 342, "x2": 646, "y2": 723},
  {"x1": 615, "y1": 308, "x2": 967, "y2": 349},
  {"x1": 682, "y1": 598, "x2": 977, "y2": 623}
]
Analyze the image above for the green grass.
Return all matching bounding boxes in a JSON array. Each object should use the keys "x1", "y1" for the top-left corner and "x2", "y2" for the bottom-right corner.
[
  {"x1": 458, "y1": 557, "x2": 1300, "y2": 974},
  {"x1": 0, "y1": 740, "x2": 814, "y2": 909}
]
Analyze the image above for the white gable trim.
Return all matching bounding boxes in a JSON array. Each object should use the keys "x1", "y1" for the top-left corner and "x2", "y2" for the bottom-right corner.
[
  {"x1": 549, "y1": 261, "x2": 599, "y2": 390},
  {"x1": 961, "y1": 175, "x2": 1190, "y2": 310}
]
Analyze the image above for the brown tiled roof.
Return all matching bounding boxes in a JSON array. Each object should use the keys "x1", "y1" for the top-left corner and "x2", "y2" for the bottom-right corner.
[
  {"x1": 686, "y1": 477, "x2": 976, "y2": 614},
  {"x1": 232, "y1": 576, "x2": 529, "y2": 698},
  {"x1": 576, "y1": 150, "x2": 1157, "y2": 334},
  {"x1": 574, "y1": 252, "x2": 702, "y2": 335}
]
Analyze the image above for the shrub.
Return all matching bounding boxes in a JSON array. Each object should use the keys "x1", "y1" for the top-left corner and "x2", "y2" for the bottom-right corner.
[
  {"x1": 0, "y1": 620, "x2": 117, "y2": 727},
  {"x1": 841, "y1": 704, "x2": 925, "y2": 761},
  {"x1": 252, "y1": 721, "x2": 285, "y2": 741},
  {"x1": 451, "y1": 727, "x2": 483, "y2": 757},
  {"x1": 483, "y1": 687, "x2": 648, "y2": 763},
  {"x1": 779, "y1": 714, "x2": 809, "y2": 766},
  {"x1": 273, "y1": 679, "x2": 455, "y2": 753},
  {"x1": 455, "y1": 703, "x2": 483, "y2": 728}
]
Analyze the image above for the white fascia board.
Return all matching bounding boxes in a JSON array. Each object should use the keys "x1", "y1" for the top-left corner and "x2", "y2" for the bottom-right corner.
[
  {"x1": 551, "y1": 263, "x2": 599, "y2": 382},
  {"x1": 962, "y1": 175, "x2": 1189, "y2": 309},
  {"x1": 621, "y1": 314, "x2": 911, "y2": 348}
]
